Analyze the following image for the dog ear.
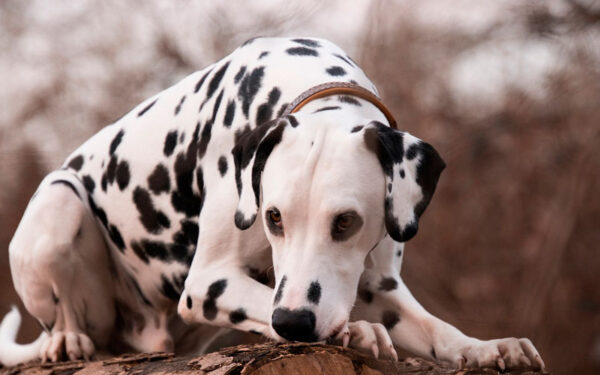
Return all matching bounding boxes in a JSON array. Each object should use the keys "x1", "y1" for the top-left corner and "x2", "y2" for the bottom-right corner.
[
  {"x1": 231, "y1": 118, "x2": 287, "y2": 230},
  {"x1": 363, "y1": 121, "x2": 445, "y2": 242}
]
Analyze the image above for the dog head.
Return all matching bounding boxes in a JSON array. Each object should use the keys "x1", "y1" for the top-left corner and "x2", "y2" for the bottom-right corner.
[{"x1": 232, "y1": 109, "x2": 445, "y2": 342}]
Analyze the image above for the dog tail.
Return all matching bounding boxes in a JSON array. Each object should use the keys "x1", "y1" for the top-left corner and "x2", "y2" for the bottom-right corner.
[{"x1": 0, "y1": 306, "x2": 47, "y2": 367}]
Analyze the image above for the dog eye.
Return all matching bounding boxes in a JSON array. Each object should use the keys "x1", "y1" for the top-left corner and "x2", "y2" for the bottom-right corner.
[
  {"x1": 331, "y1": 211, "x2": 363, "y2": 241},
  {"x1": 335, "y1": 214, "x2": 354, "y2": 231},
  {"x1": 266, "y1": 208, "x2": 284, "y2": 236}
]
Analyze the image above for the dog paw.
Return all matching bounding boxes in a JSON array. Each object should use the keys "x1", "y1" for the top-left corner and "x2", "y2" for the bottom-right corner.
[
  {"x1": 339, "y1": 320, "x2": 398, "y2": 361},
  {"x1": 40, "y1": 331, "x2": 95, "y2": 362},
  {"x1": 451, "y1": 337, "x2": 544, "y2": 370}
]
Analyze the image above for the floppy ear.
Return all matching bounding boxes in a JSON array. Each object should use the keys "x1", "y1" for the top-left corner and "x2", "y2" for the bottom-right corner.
[
  {"x1": 363, "y1": 121, "x2": 445, "y2": 242},
  {"x1": 231, "y1": 118, "x2": 287, "y2": 230}
]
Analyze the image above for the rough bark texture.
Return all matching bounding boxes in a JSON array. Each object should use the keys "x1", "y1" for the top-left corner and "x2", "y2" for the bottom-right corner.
[{"x1": 0, "y1": 342, "x2": 550, "y2": 375}]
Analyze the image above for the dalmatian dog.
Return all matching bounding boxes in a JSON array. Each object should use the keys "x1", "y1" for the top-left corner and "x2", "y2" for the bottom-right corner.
[{"x1": 0, "y1": 37, "x2": 544, "y2": 370}]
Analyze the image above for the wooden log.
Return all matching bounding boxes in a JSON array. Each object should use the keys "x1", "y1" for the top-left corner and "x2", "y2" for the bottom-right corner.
[{"x1": 0, "y1": 342, "x2": 550, "y2": 375}]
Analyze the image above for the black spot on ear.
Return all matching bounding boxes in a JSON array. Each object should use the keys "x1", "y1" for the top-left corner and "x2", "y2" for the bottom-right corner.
[
  {"x1": 224, "y1": 100, "x2": 236, "y2": 127},
  {"x1": 292, "y1": 38, "x2": 321, "y2": 47},
  {"x1": 116, "y1": 161, "x2": 130, "y2": 190},
  {"x1": 218, "y1": 155, "x2": 228, "y2": 176},
  {"x1": 148, "y1": 164, "x2": 170, "y2": 194},
  {"x1": 186, "y1": 296, "x2": 192, "y2": 309},
  {"x1": 287, "y1": 115, "x2": 299, "y2": 128},
  {"x1": 109, "y1": 130, "x2": 125, "y2": 156},
  {"x1": 174, "y1": 95, "x2": 186, "y2": 115},
  {"x1": 160, "y1": 274, "x2": 181, "y2": 301},
  {"x1": 206, "y1": 61, "x2": 230, "y2": 100},
  {"x1": 397, "y1": 249, "x2": 403, "y2": 257},
  {"x1": 339, "y1": 95, "x2": 361, "y2": 106},
  {"x1": 82, "y1": 175, "x2": 95, "y2": 193},
  {"x1": 229, "y1": 308, "x2": 248, "y2": 324},
  {"x1": 273, "y1": 275, "x2": 287, "y2": 305},
  {"x1": 108, "y1": 224, "x2": 125, "y2": 251},
  {"x1": 286, "y1": 47, "x2": 319, "y2": 56},
  {"x1": 399, "y1": 169, "x2": 405, "y2": 178},
  {"x1": 258, "y1": 51, "x2": 269, "y2": 59},
  {"x1": 194, "y1": 68, "x2": 213, "y2": 93},
  {"x1": 250, "y1": 123, "x2": 285, "y2": 206},
  {"x1": 137, "y1": 98, "x2": 157, "y2": 117},
  {"x1": 133, "y1": 187, "x2": 171, "y2": 234},
  {"x1": 358, "y1": 289, "x2": 373, "y2": 304},
  {"x1": 307, "y1": 281, "x2": 321, "y2": 305},
  {"x1": 234, "y1": 66, "x2": 246, "y2": 84},
  {"x1": 382, "y1": 310, "x2": 400, "y2": 330},
  {"x1": 326, "y1": 66, "x2": 346, "y2": 76},
  {"x1": 333, "y1": 53, "x2": 354, "y2": 67},
  {"x1": 313, "y1": 106, "x2": 341, "y2": 113},
  {"x1": 238, "y1": 66, "x2": 265, "y2": 118},
  {"x1": 51, "y1": 180, "x2": 80, "y2": 198},
  {"x1": 351, "y1": 125, "x2": 363, "y2": 133},
  {"x1": 379, "y1": 277, "x2": 398, "y2": 291},
  {"x1": 67, "y1": 155, "x2": 84, "y2": 171}
]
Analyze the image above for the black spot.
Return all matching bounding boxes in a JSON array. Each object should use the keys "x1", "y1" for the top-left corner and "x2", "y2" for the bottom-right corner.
[
  {"x1": 203, "y1": 279, "x2": 227, "y2": 321},
  {"x1": 194, "y1": 68, "x2": 213, "y2": 93},
  {"x1": 51, "y1": 180, "x2": 80, "y2": 198},
  {"x1": 339, "y1": 95, "x2": 361, "y2": 106},
  {"x1": 274, "y1": 275, "x2": 287, "y2": 305},
  {"x1": 313, "y1": 106, "x2": 341, "y2": 113},
  {"x1": 186, "y1": 296, "x2": 192, "y2": 309},
  {"x1": 161, "y1": 275, "x2": 180, "y2": 301},
  {"x1": 67, "y1": 155, "x2": 84, "y2": 171},
  {"x1": 238, "y1": 66, "x2": 265, "y2": 117},
  {"x1": 211, "y1": 90, "x2": 224, "y2": 124},
  {"x1": 87, "y1": 196, "x2": 108, "y2": 228},
  {"x1": 307, "y1": 281, "x2": 321, "y2": 305},
  {"x1": 116, "y1": 161, "x2": 130, "y2": 190},
  {"x1": 130, "y1": 276, "x2": 153, "y2": 307},
  {"x1": 173, "y1": 219, "x2": 199, "y2": 246},
  {"x1": 406, "y1": 144, "x2": 418, "y2": 160},
  {"x1": 109, "y1": 130, "x2": 125, "y2": 155},
  {"x1": 108, "y1": 224, "x2": 125, "y2": 251},
  {"x1": 351, "y1": 125, "x2": 363, "y2": 133},
  {"x1": 379, "y1": 277, "x2": 398, "y2": 291},
  {"x1": 206, "y1": 61, "x2": 230, "y2": 100},
  {"x1": 179, "y1": 132, "x2": 185, "y2": 144},
  {"x1": 174, "y1": 95, "x2": 186, "y2": 115},
  {"x1": 198, "y1": 120, "x2": 213, "y2": 159},
  {"x1": 292, "y1": 38, "x2": 321, "y2": 48},
  {"x1": 287, "y1": 115, "x2": 299, "y2": 128},
  {"x1": 388, "y1": 183, "x2": 393, "y2": 193},
  {"x1": 164, "y1": 131, "x2": 178, "y2": 157},
  {"x1": 358, "y1": 289, "x2": 373, "y2": 304},
  {"x1": 258, "y1": 51, "x2": 269, "y2": 59},
  {"x1": 130, "y1": 241, "x2": 150, "y2": 264},
  {"x1": 397, "y1": 249, "x2": 403, "y2": 257},
  {"x1": 399, "y1": 169, "x2": 405, "y2": 178},
  {"x1": 382, "y1": 310, "x2": 400, "y2": 330},
  {"x1": 171, "y1": 123, "x2": 203, "y2": 217},
  {"x1": 277, "y1": 103, "x2": 289, "y2": 117},
  {"x1": 255, "y1": 87, "x2": 281, "y2": 126},
  {"x1": 234, "y1": 124, "x2": 252, "y2": 145},
  {"x1": 148, "y1": 164, "x2": 170, "y2": 194},
  {"x1": 136, "y1": 239, "x2": 169, "y2": 261},
  {"x1": 333, "y1": 53, "x2": 354, "y2": 67},
  {"x1": 286, "y1": 47, "x2": 319, "y2": 56},
  {"x1": 101, "y1": 174, "x2": 108, "y2": 192},
  {"x1": 218, "y1": 156, "x2": 228, "y2": 176},
  {"x1": 224, "y1": 100, "x2": 236, "y2": 127},
  {"x1": 82, "y1": 175, "x2": 95, "y2": 193},
  {"x1": 234, "y1": 66, "x2": 246, "y2": 84},
  {"x1": 229, "y1": 308, "x2": 247, "y2": 324},
  {"x1": 326, "y1": 66, "x2": 346, "y2": 76},
  {"x1": 431, "y1": 347, "x2": 437, "y2": 360},
  {"x1": 137, "y1": 98, "x2": 157, "y2": 117},
  {"x1": 133, "y1": 187, "x2": 171, "y2": 234},
  {"x1": 106, "y1": 156, "x2": 118, "y2": 184}
]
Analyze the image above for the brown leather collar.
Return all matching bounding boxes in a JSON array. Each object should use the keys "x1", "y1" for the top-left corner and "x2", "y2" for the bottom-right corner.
[{"x1": 281, "y1": 82, "x2": 398, "y2": 129}]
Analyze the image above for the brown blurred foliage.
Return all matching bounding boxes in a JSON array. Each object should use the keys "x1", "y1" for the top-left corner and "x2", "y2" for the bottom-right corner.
[{"x1": 0, "y1": 1, "x2": 598, "y2": 374}]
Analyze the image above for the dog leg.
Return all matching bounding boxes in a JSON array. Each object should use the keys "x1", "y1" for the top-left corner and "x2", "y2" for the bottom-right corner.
[
  {"x1": 9, "y1": 173, "x2": 115, "y2": 362},
  {"x1": 352, "y1": 236, "x2": 544, "y2": 370}
]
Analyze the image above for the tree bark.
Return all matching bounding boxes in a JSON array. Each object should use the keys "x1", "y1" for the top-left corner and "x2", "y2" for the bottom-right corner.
[{"x1": 0, "y1": 342, "x2": 549, "y2": 375}]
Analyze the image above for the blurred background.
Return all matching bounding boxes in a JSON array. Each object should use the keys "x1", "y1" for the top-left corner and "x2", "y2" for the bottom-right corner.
[{"x1": 0, "y1": 0, "x2": 598, "y2": 373}]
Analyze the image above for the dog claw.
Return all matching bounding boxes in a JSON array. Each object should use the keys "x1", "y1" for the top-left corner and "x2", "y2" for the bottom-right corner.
[
  {"x1": 371, "y1": 343, "x2": 379, "y2": 359},
  {"x1": 496, "y1": 357, "x2": 506, "y2": 371},
  {"x1": 342, "y1": 331, "x2": 350, "y2": 348}
]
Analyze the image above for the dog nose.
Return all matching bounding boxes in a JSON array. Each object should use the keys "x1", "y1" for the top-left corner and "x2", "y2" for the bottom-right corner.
[{"x1": 271, "y1": 308, "x2": 318, "y2": 342}]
